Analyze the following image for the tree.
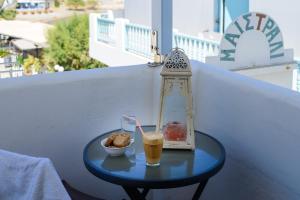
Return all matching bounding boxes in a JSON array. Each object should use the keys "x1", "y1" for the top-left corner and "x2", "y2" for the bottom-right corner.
[
  {"x1": 0, "y1": 0, "x2": 5, "y2": 9},
  {"x1": 44, "y1": 14, "x2": 106, "y2": 71},
  {"x1": 0, "y1": 49, "x2": 10, "y2": 58},
  {"x1": 16, "y1": 54, "x2": 24, "y2": 66},
  {"x1": 66, "y1": 0, "x2": 84, "y2": 10},
  {"x1": 0, "y1": 9, "x2": 16, "y2": 20},
  {"x1": 54, "y1": 0, "x2": 60, "y2": 8},
  {"x1": 23, "y1": 55, "x2": 42, "y2": 75}
]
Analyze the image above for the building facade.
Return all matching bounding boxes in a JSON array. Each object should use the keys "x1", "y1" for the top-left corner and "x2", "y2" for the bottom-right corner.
[
  {"x1": 16, "y1": 0, "x2": 50, "y2": 11},
  {"x1": 90, "y1": 0, "x2": 300, "y2": 90},
  {"x1": 124, "y1": 0, "x2": 249, "y2": 37},
  {"x1": 123, "y1": 0, "x2": 299, "y2": 58}
]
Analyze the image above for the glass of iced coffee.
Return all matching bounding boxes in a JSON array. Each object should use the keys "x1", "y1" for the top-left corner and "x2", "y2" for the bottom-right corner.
[{"x1": 143, "y1": 131, "x2": 164, "y2": 167}]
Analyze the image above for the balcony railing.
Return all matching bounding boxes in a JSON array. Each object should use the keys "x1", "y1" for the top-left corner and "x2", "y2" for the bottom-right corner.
[
  {"x1": 96, "y1": 17, "x2": 220, "y2": 62},
  {"x1": 174, "y1": 33, "x2": 219, "y2": 62},
  {"x1": 125, "y1": 23, "x2": 152, "y2": 59},
  {"x1": 93, "y1": 16, "x2": 299, "y2": 92},
  {"x1": 97, "y1": 18, "x2": 115, "y2": 44},
  {"x1": 0, "y1": 68, "x2": 23, "y2": 78},
  {"x1": 0, "y1": 51, "x2": 23, "y2": 78}
]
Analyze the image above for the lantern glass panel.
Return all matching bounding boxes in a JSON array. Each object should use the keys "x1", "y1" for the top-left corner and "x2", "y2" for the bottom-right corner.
[{"x1": 161, "y1": 79, "x2": 188, "y2": 142}]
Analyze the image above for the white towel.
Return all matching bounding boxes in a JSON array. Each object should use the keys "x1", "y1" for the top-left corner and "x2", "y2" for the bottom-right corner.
[{"x1": 0, "y1": 150, "x2": 71, "y2": 200}]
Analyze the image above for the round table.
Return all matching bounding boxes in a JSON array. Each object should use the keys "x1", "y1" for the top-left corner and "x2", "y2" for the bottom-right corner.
[{"x1": 83, "y1": 126, "x2": 225, "y2": 200}]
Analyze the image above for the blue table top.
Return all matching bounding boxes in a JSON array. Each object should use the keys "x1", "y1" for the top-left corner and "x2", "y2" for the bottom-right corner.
[{"x1": 83, "y1": 126, "x2": 225, "y2": 189}]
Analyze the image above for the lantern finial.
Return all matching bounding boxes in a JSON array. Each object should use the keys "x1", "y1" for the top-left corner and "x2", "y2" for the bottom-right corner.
[{"x1": 161, "y1": 48, "x2": 191, "y2": 76}]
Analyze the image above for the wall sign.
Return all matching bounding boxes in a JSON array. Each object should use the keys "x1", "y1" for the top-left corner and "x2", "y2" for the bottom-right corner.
[
  {"x1": 206, "y1": 12, "x2": 294, "y2": 70},
  {"x1": 221, "y1": 12, "x2": 284, "y2": 61}
]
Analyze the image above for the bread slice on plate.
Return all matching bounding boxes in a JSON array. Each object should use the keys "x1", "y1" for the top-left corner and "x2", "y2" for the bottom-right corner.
[
  {"x1": 113, "y1": 134, "x2": 130, "y2": 148},
  {"x1": 105, "y1": 134, "x2": 117, "y2": 147}
]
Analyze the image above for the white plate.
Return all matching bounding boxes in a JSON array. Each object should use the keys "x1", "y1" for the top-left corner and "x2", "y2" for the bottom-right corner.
[{"x1": 100, "y1": 138, "x2": 134, "y2": 157}]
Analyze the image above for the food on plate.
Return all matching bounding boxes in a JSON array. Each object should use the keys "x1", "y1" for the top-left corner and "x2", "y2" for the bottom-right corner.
[
  {"x1": 104, "y1": 134, "x2": 117, "y2": 147},
  {"x1": 113, "y1": 134, "x2": 130, "y2": 147},
  {"x1": 104, "y1": 133, "x2": 130, "y2": 148}
]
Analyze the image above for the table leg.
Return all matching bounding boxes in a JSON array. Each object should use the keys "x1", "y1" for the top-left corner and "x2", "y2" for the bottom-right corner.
[
  {"x1": 192, "y1": 179, "x2": 209, "y2": 200},
  {"x1": 141, "y1": 188, "x2": 150, "y2": 198},
  {"x1": 122, "y1": 186, "x2": 149, "y2": 200},
  {"x1": 123, "y1": 180, "x2": 208, "y2": 200}
]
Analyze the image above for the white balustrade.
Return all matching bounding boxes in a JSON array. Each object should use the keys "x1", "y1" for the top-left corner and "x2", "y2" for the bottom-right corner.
[
  {"x1": 97, "y1": 18, "x2": 116, "y2": 44},
  {"x1": 95, "y1": 16, "x2": 220, "y2": 62},
  {"x1": 125, "y1": 23, "x2": 152, "y2": 59},
  {"x1": 173, "y1": 33, "x2": 220, "y2": 62}
]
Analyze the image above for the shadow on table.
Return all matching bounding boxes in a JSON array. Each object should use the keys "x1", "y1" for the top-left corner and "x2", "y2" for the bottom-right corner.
[
  {"x1": 144, "y1": 150, "x2": 196, "y2": 179},
  {"x1": 101, "y1": 154, "x2": 136, "y2": 172}
]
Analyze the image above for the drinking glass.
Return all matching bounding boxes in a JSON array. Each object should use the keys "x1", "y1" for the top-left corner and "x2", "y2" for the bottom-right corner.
[
  {"x1": 121, "y1": 115, "x2": 136, "y2": 142},
  {"x1": 143, "y1": 131, "x2": 163, "y2": 166}
]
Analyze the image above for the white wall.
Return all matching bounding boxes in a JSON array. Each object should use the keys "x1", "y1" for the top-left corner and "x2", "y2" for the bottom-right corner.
[
  {"x1": 236, "y1": 64, "x2": 297, "y2": 90},
  {"x1": 124, "y1": 0, "x2": 215, "y2": 36},
  {"x1": 173, "y1": 0, "x2": 215, "y2": 36},
  {"x1": 149, "y1": 61, "x2": 300, "y2": 200},
  {"x1": 195, "y1": 61, "x2": 300, "y2": 200},
  {"x1": 250, "y1": 0, "x2": 300, "y2": 58},
  {"x1": 1, "y1": 61, "x2": 300, "y2": 199},
  {"x1": 0, "y1": 66, "x2": 155, "y2": 200},
  {"x1": 124, "y1": 0, "x2": 151, "y2": 26}
]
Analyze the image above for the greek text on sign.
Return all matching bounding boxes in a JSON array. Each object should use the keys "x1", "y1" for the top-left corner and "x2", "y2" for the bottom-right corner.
[{"x1": 220, "y1": 12, "x2": 284, "y2": 62}]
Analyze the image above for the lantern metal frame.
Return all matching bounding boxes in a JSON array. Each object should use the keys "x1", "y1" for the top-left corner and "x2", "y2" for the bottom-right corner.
[{"x1": 156, "y1": 48, "x2": 195, "y2": 150}]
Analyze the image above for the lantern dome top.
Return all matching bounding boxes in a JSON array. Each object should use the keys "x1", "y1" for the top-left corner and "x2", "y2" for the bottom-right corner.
[{"x1": 161, "y1": 48, "x2": 192, "y2": 76}]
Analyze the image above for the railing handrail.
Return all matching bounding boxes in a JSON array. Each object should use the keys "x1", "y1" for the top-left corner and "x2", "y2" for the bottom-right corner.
[
  {"x1": 97, "y1": 17, "x2": 115, "y2": 24},
  {"x1": 125, "y1": 23, "x2": 151, "y2": 32},
  {"x1": 124, "y1": 23, "x2": 220, "y2": 46},
  {"x1": 0, "y1": 69, "x2": 23, "y2": 73},
  {"x1": 96, "y1": 17, "x2": 221, "y2": 62},
  {"x1": 174, "y1": 32, "x2": 220, "y2": 46}
]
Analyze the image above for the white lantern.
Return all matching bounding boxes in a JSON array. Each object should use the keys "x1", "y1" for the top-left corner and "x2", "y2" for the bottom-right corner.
[{"x1": 156, "y1": 48, "x2": 195, "y2": 150}]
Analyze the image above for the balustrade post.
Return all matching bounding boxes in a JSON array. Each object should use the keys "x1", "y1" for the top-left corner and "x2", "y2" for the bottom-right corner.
[{"x1": 115, "y1": 18, "x2": 129, "y2": 51}]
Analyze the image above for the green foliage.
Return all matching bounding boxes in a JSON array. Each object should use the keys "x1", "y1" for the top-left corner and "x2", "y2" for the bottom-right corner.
[
  {"x1": 0, "y1": 0, "x2": 5, "y2": 8},
  {"x1": 0, "y1": 9, "x2": 16, "y2": 20},
  {"x1": 23, "y1": 55, "x2": 42, "y2": 75},
  {"x1": 54, "y1": 0, "x2": 60, "y2": 7},
  {"x1": 0, "y1": 49, "x2": 10, "y2": 58},
  {"x1": 44, "y1": 14, "x2": 106, "y2": 71},
  {"x1": 16, "y1": 54, "x2": 24, "y2": 66},
  {"x1": 66, "y1": 0, "x2": 84, "y2": 9}
]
